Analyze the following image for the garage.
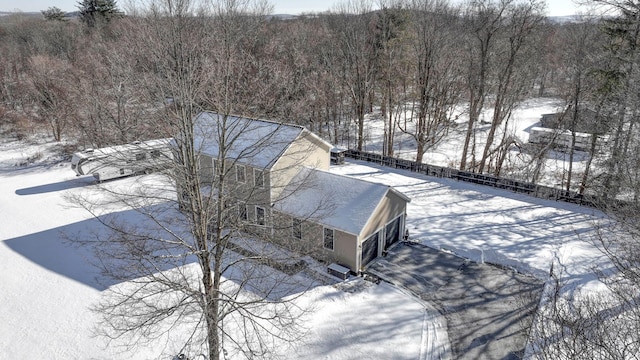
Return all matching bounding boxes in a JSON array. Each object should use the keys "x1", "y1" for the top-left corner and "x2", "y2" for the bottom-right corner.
[
  {"x1": 361, "y1": 232, "x2": 379, "y2": 267},
  {"x1": 385, "y1": 215, "x2": 403, "y2": 249}
]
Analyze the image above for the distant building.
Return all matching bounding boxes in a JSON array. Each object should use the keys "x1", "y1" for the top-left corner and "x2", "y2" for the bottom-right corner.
[
  {"x1": 540, "y1": 106, "x2": 609, "y2": 134},
  {"x1": 531, "y1": 106, "x2": 610, "y2": 152}
]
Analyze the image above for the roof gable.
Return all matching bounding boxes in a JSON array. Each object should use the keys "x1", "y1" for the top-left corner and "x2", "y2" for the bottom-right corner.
[
  {"x1": 274, "y1": 167, "x2": 408, "y2": 236},
  {"x1": 193, "y1": 112, "x2": 305, "y2": 169}
]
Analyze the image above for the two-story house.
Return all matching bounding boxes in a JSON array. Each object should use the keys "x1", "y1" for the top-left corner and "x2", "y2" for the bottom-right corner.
[{"x1": 191, "y1": 112, "x2": 410, "y2": 273}]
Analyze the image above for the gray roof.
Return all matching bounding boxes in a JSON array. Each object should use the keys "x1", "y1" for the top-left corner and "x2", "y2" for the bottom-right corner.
[
  {"x1": 274, "y1": 167, "x2": 409, "y2": 236},
  {"x1": 193, "y1": 112, "x2": 306, "y2": 169}
]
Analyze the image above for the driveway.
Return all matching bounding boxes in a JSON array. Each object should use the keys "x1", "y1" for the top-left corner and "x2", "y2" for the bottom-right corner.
[{"x1": 367, "y1": 242, "x2": 543, "y2": 360}]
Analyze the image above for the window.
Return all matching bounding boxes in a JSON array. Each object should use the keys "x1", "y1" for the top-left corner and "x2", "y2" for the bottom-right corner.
[
  {"x1": 254, "y1": 169, "x2": 264, "y2": 188},
  {"x1": 323, "y1": 228, "x2": 334, "y2": 250},
  {"x1": 256, "y1": 206, "x2": 265, "y2": 226},
  {"x1": 238, "y1": 204, "x2": 248, "y2": 221},
  {"x1": 151, "y1": 150, "x2": 161, "y2": 158},
  {"x1": 236, "y1": 165, "x2": 246, "y2": 183},
  {"x1": 292, "y1": 218, "x2": 302, "y2": 239},
  {"x1": 136, "y1": 153, "x2": 146, "y2": 161}
]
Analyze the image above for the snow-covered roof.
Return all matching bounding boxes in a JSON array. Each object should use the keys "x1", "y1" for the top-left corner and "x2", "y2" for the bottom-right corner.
[
  {"x1": 72, "y1": 138, "x2": 173, "y2": 160},
  {"x1": 193, "y1": 112, "x2": 306, "y2": 169},
  {"x1": 274, "y1": 167, "x2": 409, "y2": 236}
]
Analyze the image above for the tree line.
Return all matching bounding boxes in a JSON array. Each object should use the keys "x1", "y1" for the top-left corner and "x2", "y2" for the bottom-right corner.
[
  {"x1": 3, "y1": 0, "x2": 640, "y2": 201},
  {"x1": 4, "y1": 1, "x2": 640, "y2": 359}
]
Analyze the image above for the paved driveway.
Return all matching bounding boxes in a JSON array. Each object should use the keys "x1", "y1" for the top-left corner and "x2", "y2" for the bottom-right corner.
[{"x1": 367, "y1": 242, "x2": 543, "y2": 360}]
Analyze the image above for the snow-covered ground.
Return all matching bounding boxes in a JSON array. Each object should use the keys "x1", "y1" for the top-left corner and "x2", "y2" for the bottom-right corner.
[
  {"x1": 331, "y1": 160, "x2": 610, "y2": 293},
  {"x1": 360, "y1": 97, "x2": 563, "y2": 161},
  {"x1": 357, "y1": 97, "x2": 594, "y2": 189},
  {"x1": 1, "y1": 109, "x2": 610, "y2": 359},
  {"x1": 0, "y1": 138, "x2": 429, "y2": 359},
  {"x1": 349, "y1": 96, "x2": 613, "y2": 295}
]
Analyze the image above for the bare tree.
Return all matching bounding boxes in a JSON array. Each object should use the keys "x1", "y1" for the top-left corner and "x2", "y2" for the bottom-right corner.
[
  {"x1": 322, "y1": 0, "x2": 379, "y2": 151},
  {"x1": 459, "y1": 0, "x2": 544, "y2": 173},
  {"x1": 71, "y1": 19, "x2": 166, "y2": 147},
  {"x1": 70, "y1": 1, "x2": 325, "y2": 359},
  {"x1": 557, "y1": 19, "x2": 605, "y2": 193},
  {"x1": 477, "y1": 0, "x2": 544, "y2": 175},
  {"x1": 587, "y1": 0, "x2": 640, "y2": 200},
  {"x1": 372, "y1": 1, "x2": 408, "y2": 157},
  {"x1": 460, "y1": 0, "x2": 505, "y2": 171},
  {"x1": 306, "y1": 18, "x2": 353, "y2": 144},
  {"x1": 527, "y1": 5, "x2": 640, "y2": 353},
  {"x1": 400, "y1": 0, "x2": 464, "y2": 163},
  {"x1": 26, "y1": 55, "x2": 74, "y2": 141},
  {"x1": 529, "y1": 209, "x2": 640, "y2": 360},
  {"x1": 515, "y1": 18, "x2": 605, "y2": 188},
  {"x1": 0, "y1": 15, "x2": 80, "y2": 136}
]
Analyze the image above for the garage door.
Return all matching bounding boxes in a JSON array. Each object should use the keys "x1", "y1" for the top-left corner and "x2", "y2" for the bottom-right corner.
[
  {"x1": 385, "y1": 215, "x2": 402, "y2": 249},
  {"x1": 361, "y1": 232, "x2": 379, "y2": 267}
]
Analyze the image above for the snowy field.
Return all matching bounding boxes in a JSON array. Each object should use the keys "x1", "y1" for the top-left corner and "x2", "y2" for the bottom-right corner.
[
  {"x1": 0, "y1": 122, "x2": 610, "y2": 358},
  {"x1": 0, "y1": 138, "x2": 428, "y2": 359},
  {"x1": 332, "y1": 160, "x2": 610, "y2": 293},
  {"x1": 352, "y1": 95, "x2": 614, "y2": 296}
]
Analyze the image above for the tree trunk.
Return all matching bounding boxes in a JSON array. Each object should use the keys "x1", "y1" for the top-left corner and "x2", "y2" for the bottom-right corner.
[
  {"x1": 386, "y1": 77, "x2": 394, "y2": 157},
  {"x1": 357, "y1": 103, "x2": 365, "y2": 151},
  {"x1": 579, "y1": 133, "x2": 598, "y2": 195},
  {"x1": 566, "y1": 131, "x2": 576, "y2": 194},
  {"x1": 478, "y1": 104, "x2": 502, "y2": 173},
  {"x1": 461, "y1": 98, "x2": 480, "y2": 170}
]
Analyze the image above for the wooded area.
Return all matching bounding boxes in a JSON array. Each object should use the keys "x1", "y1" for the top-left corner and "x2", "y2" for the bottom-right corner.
[
  {"x1": 1, "y1": 0, "x2": 640, "y2": 203},
  {"x1": 4, "y1": 1, "x2": 640, "y2": 359}
]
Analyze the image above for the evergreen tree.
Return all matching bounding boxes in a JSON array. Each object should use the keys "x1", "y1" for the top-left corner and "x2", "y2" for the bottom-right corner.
[
  {"x1": 42, "y1": 6, "x2": 68, "y2": 22},
  {"x1": 594, "y1": 1, "x2": 640, "y2": 200},
  {"x1": 77, "y1": 0, "x2": 122, "y2": 28}
]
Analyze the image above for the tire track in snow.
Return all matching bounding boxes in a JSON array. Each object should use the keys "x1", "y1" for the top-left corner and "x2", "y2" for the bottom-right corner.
[
  {"x1": 419, "y1": 301, "x2": 450, "y2": 360},
  {"x1": 367, "y1": 266, "x2": 451, "y2": 360}
]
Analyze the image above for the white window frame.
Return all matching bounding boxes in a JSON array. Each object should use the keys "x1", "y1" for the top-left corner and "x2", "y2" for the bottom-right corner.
[
  {"x1": 236, "y1": 165, "x2": 246, "y2": 183},
  {"x1": 255, "y1": 206, "x2": 266, "y2": 226},
  {"x1": 254, "y1": 169, "x2": 264, "y2": 188},
  {"x1": 323, "y1": 227, "x2": 334, "y2": 251}
]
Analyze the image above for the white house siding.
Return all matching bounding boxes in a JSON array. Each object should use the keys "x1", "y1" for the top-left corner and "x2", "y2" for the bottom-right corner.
[
  {"x1": 360, "y1": 189, "x2": 408, "y2": 239},
  {"x1": 270, "y1": 131, "x2": 331, "y2": 202},
  {"x1": 321, "y1": 228, "x2": 358, "y2": 271}
]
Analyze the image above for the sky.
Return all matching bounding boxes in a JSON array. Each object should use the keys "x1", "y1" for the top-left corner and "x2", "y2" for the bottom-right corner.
[{"x1": 0, "y1": 0, "x2": 585, "y2": 17}]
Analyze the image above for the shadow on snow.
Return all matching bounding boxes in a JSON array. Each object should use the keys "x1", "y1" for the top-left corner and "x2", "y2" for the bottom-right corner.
[
  {"x1": 15, "y1": 176, "x2": 95, "y2": 195},
  {"x1": 3, "y1": 203, "x2": 319, "y2": 300}
]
